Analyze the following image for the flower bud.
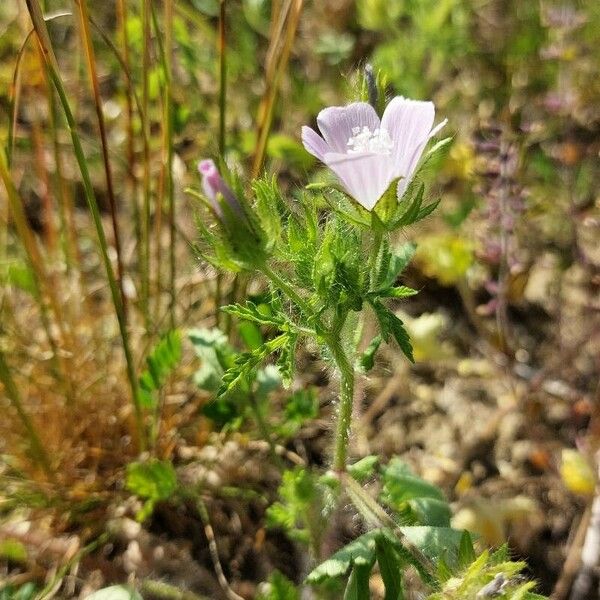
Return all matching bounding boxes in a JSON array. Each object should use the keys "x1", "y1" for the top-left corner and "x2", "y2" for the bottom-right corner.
[
  {"x1": 198, "y1": 159, "x2": 244, "y2": 219},
  {"x1": 197, "y1": 159, "x2": 267, "y2": 268}
]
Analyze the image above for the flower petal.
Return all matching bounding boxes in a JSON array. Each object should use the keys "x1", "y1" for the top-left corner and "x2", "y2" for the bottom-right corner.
[
  {"x1": 324, "y1": 151, "x2": 394, "y2": 211},
  {"x1": 381, "y1": 97, "x2": 435, "y2": 181},
  {"x1": 317, "y1": 102, "x2": 380, "y2": 153},
  {"x1": 301, "y1": 126, "x2": 330, "y2": 161}
]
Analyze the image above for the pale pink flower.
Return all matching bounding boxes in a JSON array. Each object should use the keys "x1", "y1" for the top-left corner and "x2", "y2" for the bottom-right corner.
[{"x1": 302, "y1": 97, "x2": 447, "y2": 211}]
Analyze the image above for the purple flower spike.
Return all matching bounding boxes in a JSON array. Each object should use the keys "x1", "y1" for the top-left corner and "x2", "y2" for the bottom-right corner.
[
  {"x1": 198, "y1": 159, "x2": 243, "y2": 219},
  {"x1": 302, "y1": 97, "x2": 447, "y2": 211}
]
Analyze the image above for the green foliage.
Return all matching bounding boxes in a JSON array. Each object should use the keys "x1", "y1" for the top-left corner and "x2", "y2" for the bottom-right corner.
[
  {"x1": 125, "y1": 459, "x2": 177, "y2": 521},
  {"x1": 257, "y1": 571, "x2": 299, "y2": 600},
  {"x1": 381, "y1": 459, "x2": 451, "y2": 527},
  {"x1": 217, "y1": 333, "x2": 289, "y2": 398},
  {"x1": 0, "y1": 539, "x2": 27, "y2": 564},
  {"x1": 348, "y1": 455, "x2": 379, "y2": 483},
  {"x1": 0, "y1": 583, "x2": 37, "y2": 600},
  {"x1": 266, "y1": 467, "x2": 324, "y2": 545},
  {"x1": 370, "y1": 300, "x2": 414, "y2": 363},
  {"x1": 426, "y1": 546, "x2": 547, "y2": 599},
  {"x1": 278, "y1": 388, "x2": 318, "y2": 437},
  {"x1": 189, "y1": 327, "x2": 235, "y2": 393},
  {"x1": 138, "y1": 330, "x2": 182, "y2": 409}
]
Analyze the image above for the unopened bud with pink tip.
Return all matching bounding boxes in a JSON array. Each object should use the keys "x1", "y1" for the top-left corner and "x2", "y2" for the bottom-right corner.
[
  {"x1": 198, "y1": 159, "x2": 244, "y2": 219},
  {"x1": 196, "y1": 158, "x2": 267, "y2": 267}
]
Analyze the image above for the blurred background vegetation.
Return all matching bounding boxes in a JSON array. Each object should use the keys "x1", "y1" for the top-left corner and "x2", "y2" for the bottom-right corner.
[{"x1": 0, "y1": 0, "x2": 599, "y2": 598}]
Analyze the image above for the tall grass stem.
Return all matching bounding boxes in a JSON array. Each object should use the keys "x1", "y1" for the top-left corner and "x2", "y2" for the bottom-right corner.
[
  {"x1": 75, "y1": 0, "x2": 128, "y2": 318},
  {"x1": 25, "y1": 0, "x2": 145, "y2": 450}
]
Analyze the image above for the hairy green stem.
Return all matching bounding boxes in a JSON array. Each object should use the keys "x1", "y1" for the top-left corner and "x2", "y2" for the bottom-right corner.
[
  {"x1": 328, "y1": 332, "x2": 355, "y2": 471},
  {"x1": 260, "y1": 264, "x2": 357, "y2": 471},
  {"x1": 215, "y1": 0, "x2": 227, "y2": 329},
  {"x1": 260, "y1": 263, "x2": 315, "y2": 320}
]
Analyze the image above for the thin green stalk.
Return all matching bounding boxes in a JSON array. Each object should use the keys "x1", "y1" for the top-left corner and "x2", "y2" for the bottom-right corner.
[
  {"x1": 116, "y1": 0, "x2": 141, "y2": 278},
  {"x1": 151, "y1": 0, "x2": 176, "y2": 328},
  {"x1": 44, "y1": 73, "x2": 77, "y2": 273},
  {"x1": 75, "y1": 0, "x2": 128, "y2": 318},
  {"x1": 0, "y1": 348, "x2": 55, "y2": 482},
  {"x1": 328, "y1": 326, "x2": 355, "y2": 472},
  {"x1": 251, "y1": 0, "x2": 303, "y2": 178},
  {"x1": 25, "y1": 0, "x2": 145, "y2": 451},
  {"x1": 141, "y1": 0, "x2": 152, "y2": 329},
  {"x1": 248, "y1": 393, "x2": 283, "y2": 469},
  {"x1": 215, "y1": 0, "x2": 227, "y2": 329},
  {"x1": 218, "y1": 0, "x2": 226, "y2": 157}
]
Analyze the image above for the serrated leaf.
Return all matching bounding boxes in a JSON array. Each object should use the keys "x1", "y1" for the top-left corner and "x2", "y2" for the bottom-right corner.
[
  {"x1": 416, "y1": 199, "x2": 441, "y2": 222},
  {"x1": 217, "y1": 334, "x2": 288, "y2": 397},
  {"x1": 371, "y1": 302, "x2": 414, "y2": 362},
  {"x1": 306, "y1": 530, "x2": 380, "y2": 583},
  {"x1": 396, "y1": 183, "x2": 425, "y2": 226},
  {"x1": 137, "y1": 330, "x2": 182, "y2": 409},
  {"x1": 276, "y1": 333, "x2": 298, "y2": 386},
  {"x1": 222, "y1": 300, "x2": 287, "y2": 328},
  {"x1": 399, "y1": 526, "x2": 464, "y2": 564},
  {"x1": 376, "y1": 286, "x2": 418, "y2": 299},
  {"x1": 378, "y1": 242, "x2": 416, "y2": 291},
  {"x1": 253, "y1": 176, "x2": 284, "y2": 244},
  {"x1": 125, "y1": 459, "x2": 177, "y2": 503}
]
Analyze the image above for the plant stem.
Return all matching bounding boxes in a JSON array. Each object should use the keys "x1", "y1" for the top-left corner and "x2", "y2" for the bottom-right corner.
[
  {"x1": 261, "y1": 264, "x2": 357, "y2": 471},
  {"x1": 251, "y1": 0, "x2": 303, "y2": 178},
  {"x1": 141, "y1": 0, "x2": 152, "y2": 330},
  {"x1": 328, "y1": 332, "x2": 355, "y2": 472},
  {"x1": 215, "y1": 0, "x2": 227, "y2": 329},
  {"x1": 25, "y1": 0, "x2": 145, "y2": 451},
  {"x1": 0, "y1": 348, "x2": 55, "y2": 482},
  {"x1": 165, "y1": 0, "x2": 176, "y2": 330},
  {"x1": 260, "y1": 263, "x2": 315, "y2": 320},
  {"x1": 76, "y1": 0, "x2": 128, "y2": 319},
  {"x1": 248, "y1": 393, "x2": 283, "y2": 469},
  {"x1": 218, "y1": 0, "x2": 226, "y2": 158}
]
